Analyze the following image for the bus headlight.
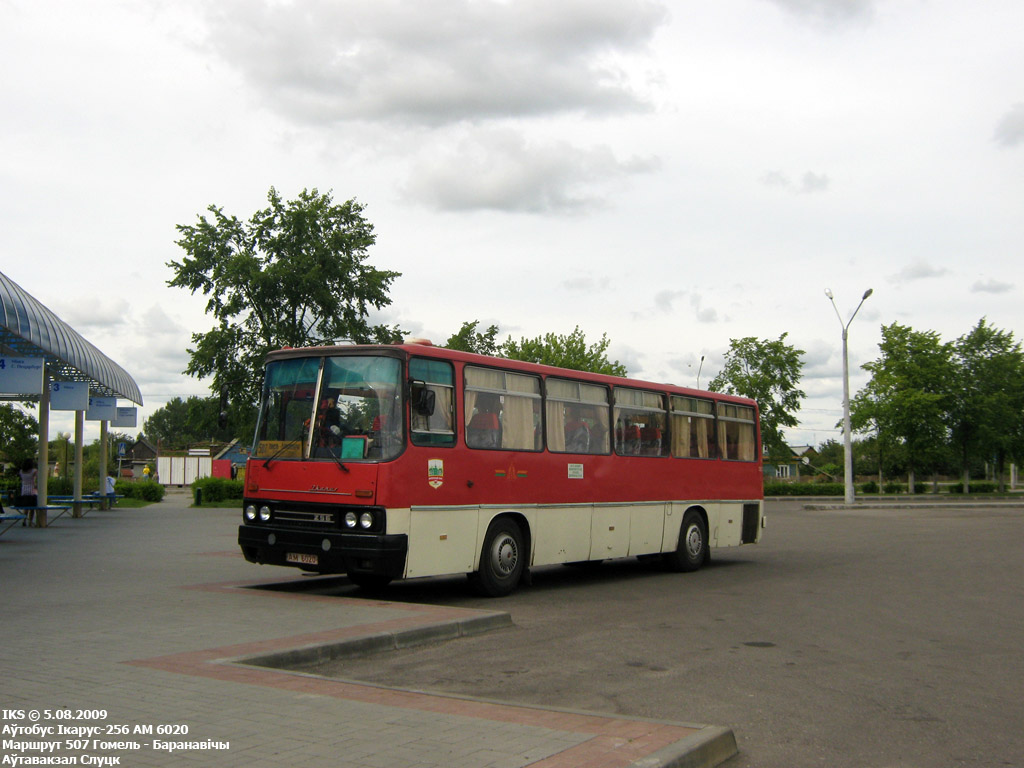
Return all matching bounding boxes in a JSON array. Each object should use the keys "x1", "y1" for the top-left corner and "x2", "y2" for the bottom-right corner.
[
  {"x1": 344, "y1": 511, "x2": 358, "y2": 528},
  {"x1": 259, "y1": 506, "x2": 272, "y2": 522},
  {"x1": 244, "y1": 505, "x2": 257, "y2": 522},
  {"x1": 359, "y1": 511, "x2": 374, "y2": 530}
]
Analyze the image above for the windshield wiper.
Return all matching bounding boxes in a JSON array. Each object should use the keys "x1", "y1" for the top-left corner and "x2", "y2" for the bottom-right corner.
[
  {"x1": 323, "y1": 426, "x2": 351, "y2": 473},
  {"x1": 262, "y1": 439, "x2": 301, "y2": 471}
]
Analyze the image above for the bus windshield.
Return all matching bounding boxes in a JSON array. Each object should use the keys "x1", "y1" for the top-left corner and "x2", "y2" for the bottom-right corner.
[{"x1": 252, "y1": 355, "x2": 404, "y2": 462}]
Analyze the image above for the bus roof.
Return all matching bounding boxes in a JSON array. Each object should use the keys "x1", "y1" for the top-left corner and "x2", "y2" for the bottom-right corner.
[{"x1": 265, "y1": 342, "x2": 759, "y2": 409}]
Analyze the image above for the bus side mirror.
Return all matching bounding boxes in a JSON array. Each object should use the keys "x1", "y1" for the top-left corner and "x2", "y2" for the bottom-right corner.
[{"x1": 410, "y1": 381, "x2": 436, "y2": 416}]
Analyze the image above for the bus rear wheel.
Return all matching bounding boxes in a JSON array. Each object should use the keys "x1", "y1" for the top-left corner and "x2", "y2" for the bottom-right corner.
[
  {"x1": 470, "y1": 518, "x2": 525, "y2": 597},
  {"x1": 664, "y1": 510, "x2": 708, "y2": 572}
]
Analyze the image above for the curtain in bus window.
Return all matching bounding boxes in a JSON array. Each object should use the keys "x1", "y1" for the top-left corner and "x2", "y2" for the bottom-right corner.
[
  {"x1": 502, "y1": 373, "x2": 540, "y2": 450},
  {"x1": 546, "y1": 400, "x2": 567, "y2": 452},
  {"x1": 696, "y1": 417, "x2": 711, "y2": 458},
  {"x1": 544, "y1": 379, "x2": 572, "y2": 452},
  {"x1": 464, "y1": 388, "x2": 479, "y2": 443},
  {"x1": 738, "y1": 422, "x2": 756, "y2": 461},
  {"x1": 671, "y1": 414, "x2": 691, "y2": 457},
  {"x1": 502, "y1": 396, "x2": 535, "y2": 450}
]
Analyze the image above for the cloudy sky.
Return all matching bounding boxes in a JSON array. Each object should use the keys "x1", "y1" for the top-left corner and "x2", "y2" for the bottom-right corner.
[{"x1": 2, "y1": 0, "x2": 1022, "y2": 446}]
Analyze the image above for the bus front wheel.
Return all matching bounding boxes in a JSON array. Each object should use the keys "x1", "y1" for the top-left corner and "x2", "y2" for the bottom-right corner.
[
  {"x1": 471, "y1": 518, "x2": 525, "y2": 597},
  {"x1": 664, "y1": 510, "x2": 708, "y2": 572}
]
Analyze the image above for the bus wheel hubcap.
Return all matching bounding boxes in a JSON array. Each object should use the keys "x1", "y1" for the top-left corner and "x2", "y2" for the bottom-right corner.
[
  {"x1": 685, "y1": 526, "x2": 702, "y2": 558},
  {"x1": 494, "y1": 536, "x2": 518, "y2": 575}
]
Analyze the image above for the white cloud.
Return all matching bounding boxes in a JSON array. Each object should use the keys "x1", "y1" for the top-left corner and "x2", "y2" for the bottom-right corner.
[
  {"x1": 764, "y1": 0, "x2": 875, "y2": 25},
  {"x1": 654, "y1": 289, "x2": 684, "y2": 312},
  {"x1": 563, "y1": 276, "x2": 612, "y2": 293},
  {"x1": 199, "y1": 0, "x2": 668, "y2": 126},
  {"x1": 970, "y1": 278, "x2": 1014, "y2": 294},
  {"x1": 799, "y1": 171, "x2": 830, "y2": 194},
  {"x1": 401, "y1": 129, "x2": 658, "y2": 213},
  {"x1": 994, "y1": 103, "x2": 1024, "y2": 148},
  {"x1": 690, "y1": 295, "x2": 719, "y2": 324},
  {"x1": 890, "y1": 261, "x2": 949, "y2": 283},
  {"x1": 761, "y1": 170, "x2": 830, "y2": 194}
]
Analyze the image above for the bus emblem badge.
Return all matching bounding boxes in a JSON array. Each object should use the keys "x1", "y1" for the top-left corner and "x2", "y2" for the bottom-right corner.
[{"x1": 428, "y1": 459, "x2": 444, "y2": 489}]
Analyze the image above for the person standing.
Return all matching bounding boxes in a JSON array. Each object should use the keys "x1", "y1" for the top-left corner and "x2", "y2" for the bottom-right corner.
[{"x1": 18, "y1": 459, "x2": 38, "y2": 526}]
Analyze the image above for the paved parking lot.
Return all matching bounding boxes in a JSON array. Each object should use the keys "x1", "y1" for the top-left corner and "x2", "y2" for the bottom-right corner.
[
  {"x1": 3, "y1": 494, "x2": 1021, "y2": 767},
  {"x1": 0, "y1": 490, "x2": 734, "y2": 768},
  {"x1": 327, "y1": 499, "x2": 1024, "y2": 768}
]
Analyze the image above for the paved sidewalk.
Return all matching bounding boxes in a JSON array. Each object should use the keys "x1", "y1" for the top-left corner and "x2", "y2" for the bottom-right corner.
[{"x1": 0, "y1": 490, "x2": 735, "y2": 768}]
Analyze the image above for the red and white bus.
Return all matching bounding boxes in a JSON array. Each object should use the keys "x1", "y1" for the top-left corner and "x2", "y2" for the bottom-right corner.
[{"x1": 238, "y1": 341, "x2": 764, "y2": 595}]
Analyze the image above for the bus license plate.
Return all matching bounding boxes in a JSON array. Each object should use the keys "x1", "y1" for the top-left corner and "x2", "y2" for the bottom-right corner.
[{"x1": 286, "y1": 552, "x2": 318, "y2": 566}]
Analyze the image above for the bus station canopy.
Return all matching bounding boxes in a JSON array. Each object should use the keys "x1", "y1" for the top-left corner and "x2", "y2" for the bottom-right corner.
[{"x1": 0, "y1": 270, "x2": 142, "y2": 405}]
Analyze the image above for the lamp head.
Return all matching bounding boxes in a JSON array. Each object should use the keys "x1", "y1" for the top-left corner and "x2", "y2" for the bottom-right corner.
[
  {"x1": 824, "y1": 289, "x2": 834, "y2": 300},
  {"x1": 862, "y1": 288, "x2": 874, "y2": 300}
]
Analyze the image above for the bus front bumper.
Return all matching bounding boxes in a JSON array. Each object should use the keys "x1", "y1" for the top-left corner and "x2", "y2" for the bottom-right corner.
[{"x1": 238, "y1": 525, "x2": 407, "y2": 577}]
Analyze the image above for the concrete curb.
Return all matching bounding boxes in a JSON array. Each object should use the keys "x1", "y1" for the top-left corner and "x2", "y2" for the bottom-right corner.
[
  {"x1": 629, "y1": 725, "x2": 738, "y2": 768},
  {"x1": 233, "y1": 609, "x2": 514, "y2": 671},
  {"x1": 803, "y1": 500, "x2": 1024, "y2": 511}
]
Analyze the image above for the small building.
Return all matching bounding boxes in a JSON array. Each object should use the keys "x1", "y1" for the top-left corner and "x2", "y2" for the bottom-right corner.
[{"x1": 764, "y1": 445, "x2": 819, "y2": 480}]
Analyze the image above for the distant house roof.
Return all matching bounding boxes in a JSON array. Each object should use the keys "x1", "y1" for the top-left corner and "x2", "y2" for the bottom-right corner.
[
  {"x1": 130, "y1": 437, "x2": 158, "y2": 460},
  {"x1": 789, "y1": 445, "x2": 816, "y2": 457},
  {"x1": 214, "y1": 439, "x2": 249, "y2": 464},
  {"x1": 0, "y1": 270, "x2": 142, "y2": 404}
]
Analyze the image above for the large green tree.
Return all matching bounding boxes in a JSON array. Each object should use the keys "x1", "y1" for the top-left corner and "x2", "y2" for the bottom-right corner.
[
  {"x1": 143, "y1": 395, "x2": 241, "y2": 449},
  {"x1": 853, "y1": 323, "x2": 953, "y2": 490},
  {"x1": 0, "y1": 403, "x2": 38, "y2": 468},
  {"x1": 168, "y1": 187, "x2": 404, "y2": 409},
  {"x1": 444, "y1": 321, "x2": 627, "y2": 376},
  {"x1": 708, "y1": 333, "x2": 805, "y2": 457},
  {"x1": 445, "y1": 320, "x2": 500, "y2": 356},
  {"x1": 503, "y1": 326, "x2": 627, "y2": 376},
  {"x1": 948, "y1": 318, "x2": 1024, "y2": 492}
]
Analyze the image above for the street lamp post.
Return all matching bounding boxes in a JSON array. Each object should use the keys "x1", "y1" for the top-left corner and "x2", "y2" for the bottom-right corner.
[{"x1": 825, "y1": 287, "x2": 873, "y2": 505}]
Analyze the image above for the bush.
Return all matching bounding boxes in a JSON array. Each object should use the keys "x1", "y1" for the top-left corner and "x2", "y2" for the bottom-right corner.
[
  {"x1": 949, "y1": 481, "x2": 997, "y2": 494},
  {"x1": 126, "y1": 480, "x2": 165, "y2": 502},
  {"x1": 0, "y1": 476, "x2": 17, "y2": 497},
  {"x1": 109, "y1": 479, "x2": 164, "y2": 502},
  {"x1": 764, "y1": 482, "x2": 844, "y2": 497},
  {"x1": 48, "y1": 477, "x2": 74, "y2": 495},
  {"x1": 192, "y1": 476, "x2": 245, "y2": 505},
  {"x1": 859, "y1": 481, "x2": 879, "y2": 494}
]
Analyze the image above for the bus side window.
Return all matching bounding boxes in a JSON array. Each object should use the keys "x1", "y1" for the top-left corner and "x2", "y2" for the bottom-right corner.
[
  {"x1": 717, "y1": 403, "x2": 757, "y2": 461},
  {"x1": 545, "y1": 379, "x2": 610, "y2": 455},
  {"x1": 613, "y1": 388, "x2": 669, "y2": 457},
  {"x1": 670, "y1": 396, "x2": 716, "y2": 459},
  {"x1": 465, "y1": 367, "x2": 542, "y2": 451},
  {"x1": 409, "y1": 358, "x2": 456, "y2": 447}
]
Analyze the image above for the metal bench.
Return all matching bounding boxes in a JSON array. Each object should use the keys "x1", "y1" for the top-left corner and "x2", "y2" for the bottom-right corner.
[
  {"x1": 47, "y1": 495, "x2": 105, "y2": 518},
  {"x1": 11, "y1": 505, "x2": 72, "y2": 528},
  {"x1": 0, "y1": 512, "x2": 28, "y2": 536}
]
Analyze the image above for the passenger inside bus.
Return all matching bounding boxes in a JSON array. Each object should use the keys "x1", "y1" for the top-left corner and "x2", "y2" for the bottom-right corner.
[
  {"x1": 564, "y1": 405, "x2": 592, "y2": 453},
  {"x1": 616, "y1": 419, "x2": 642, "y2": 455},
  {"x1": 467, "y1": 395, "x2": 501, "y2": 449}
]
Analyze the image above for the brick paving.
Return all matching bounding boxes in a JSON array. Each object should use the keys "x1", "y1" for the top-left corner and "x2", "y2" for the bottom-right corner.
[{"x1": 0, "y1": 489, "x2": 734, "y2": 767}]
